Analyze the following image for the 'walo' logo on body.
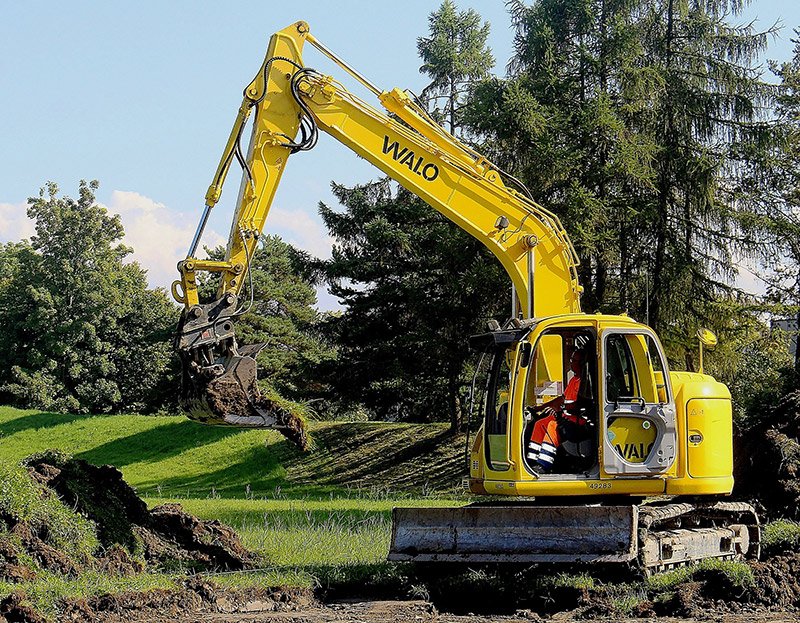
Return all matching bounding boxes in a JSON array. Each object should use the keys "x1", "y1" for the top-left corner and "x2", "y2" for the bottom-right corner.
[{"x1": 381, "y1": 136, "x2": 439, "y2": 181}]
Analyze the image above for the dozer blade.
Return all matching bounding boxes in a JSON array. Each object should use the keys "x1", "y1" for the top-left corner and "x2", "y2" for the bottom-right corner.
[
  {"x1": 175, "y1": 296, "x2": 309, "y2": 449},
  {"x1": 389, "y1": 505, "x2": 638, "y2": 563}
]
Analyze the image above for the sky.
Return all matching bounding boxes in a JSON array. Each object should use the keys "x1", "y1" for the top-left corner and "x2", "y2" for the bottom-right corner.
[{"x1": 1, "y1": 1, "x2": 798, "y2": 310}]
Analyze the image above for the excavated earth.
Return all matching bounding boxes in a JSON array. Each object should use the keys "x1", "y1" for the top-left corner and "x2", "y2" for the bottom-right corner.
[
  {"x1": 0, "y1": 453, "x2": 258, "y2": 600},
  {"x1": 733, "y1": 389, "x2": 800, "y2": 522}
]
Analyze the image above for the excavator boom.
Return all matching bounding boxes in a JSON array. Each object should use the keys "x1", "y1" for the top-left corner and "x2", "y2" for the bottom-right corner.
[{"x1": 172, "y1": 21, "x2": 580, "y2": 443}]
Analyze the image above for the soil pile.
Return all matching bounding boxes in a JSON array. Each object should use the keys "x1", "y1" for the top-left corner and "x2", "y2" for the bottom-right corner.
[
  {"x1": 658, "y1": 552, "x2": 800, "y2": 617},
  {"x1": 734, "y1": 389, "x2": 800, "y2": 520},
  {"x1": 415, "y1": 543, "x2": 800, "y2": 619},
  {"x1": 0, "y1": 452, "x2": 258, "y2": 587},
  {"x1": 0, "y1": 592, "x2": 47, "y2": 623}
]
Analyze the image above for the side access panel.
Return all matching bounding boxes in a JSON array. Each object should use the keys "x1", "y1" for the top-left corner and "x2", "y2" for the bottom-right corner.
[{"x1": 389, "y1": 505, "x2": 638, "y2": 563}]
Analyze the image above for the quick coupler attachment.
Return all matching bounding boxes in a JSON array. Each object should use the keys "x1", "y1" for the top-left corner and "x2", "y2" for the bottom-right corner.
[{"x1": 175, "y1": 294, "x2": 309, "y2": 449}]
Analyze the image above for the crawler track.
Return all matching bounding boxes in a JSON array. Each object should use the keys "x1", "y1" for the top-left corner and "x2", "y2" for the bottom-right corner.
[{"x1": 638, "y1": 500, "x2": 760, "y2": 572}]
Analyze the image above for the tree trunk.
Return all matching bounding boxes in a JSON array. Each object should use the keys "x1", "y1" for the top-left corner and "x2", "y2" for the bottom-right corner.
[
  {"x1": 795, "y1": 304, "x2": 800, "y2": 378},
  {"x1": 595, "y1": 256, "x2": 608, "y2": 309},
  {"x1": 620, "y1": 213, "x2": 629, "y2": 311},
  {"x1": 448, "y1": 371, "x2": 462, "y2": 435},
  {"x1": 651, "y1": 0, "x2": 677, "y2": 332}
]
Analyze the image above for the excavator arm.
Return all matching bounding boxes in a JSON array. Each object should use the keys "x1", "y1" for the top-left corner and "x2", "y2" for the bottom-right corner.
[{"x1": 172, "y1": 21, "x2": 581, "y2": 444}]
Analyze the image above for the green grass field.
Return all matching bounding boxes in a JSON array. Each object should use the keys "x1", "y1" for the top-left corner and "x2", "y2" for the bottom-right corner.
[
  {"x1": 0, "y1": 406, "x2": 465, "y2": 499},
  {"x1": 0, "y1": 405, "x2": 466, "y2": 595}
]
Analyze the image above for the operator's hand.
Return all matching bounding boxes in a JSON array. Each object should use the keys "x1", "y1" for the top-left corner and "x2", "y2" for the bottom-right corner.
[{"x1": 541, "y1": 405, "x2": 558, "y2": 418}]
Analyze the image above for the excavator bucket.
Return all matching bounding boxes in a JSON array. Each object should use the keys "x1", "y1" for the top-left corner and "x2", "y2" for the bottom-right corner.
[
  {"x1": 389, "y1": 505, "x2": 638, "y2": 563},
  {"x1": 175, "y1": 296, "x2": 309, "y2": 449}
]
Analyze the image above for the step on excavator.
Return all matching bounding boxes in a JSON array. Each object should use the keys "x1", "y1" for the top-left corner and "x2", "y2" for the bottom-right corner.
[{"x1": 172, "y1": 21, "x2": 760, "y2": 573}]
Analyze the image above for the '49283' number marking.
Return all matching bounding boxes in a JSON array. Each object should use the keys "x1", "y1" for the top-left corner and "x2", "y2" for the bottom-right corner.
[{"x1": 589, "y1": 482, "x2": 612, "y2": 490}]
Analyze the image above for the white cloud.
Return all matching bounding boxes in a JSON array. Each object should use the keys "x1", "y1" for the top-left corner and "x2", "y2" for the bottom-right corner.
[
  {"x1": 102, "y1": 190, "x2": 225, "y2": 291},
  {"x1": 0, "y1": 201, "x2": 35, "y2": 242},
  {"x1": 267, "y1": 206, "x2": 334, "y2": 259}
]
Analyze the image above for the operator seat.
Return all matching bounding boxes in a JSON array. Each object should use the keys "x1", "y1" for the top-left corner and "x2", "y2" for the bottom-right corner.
[{"x1": 559, "y1": 354, "x2": 596, "y2": 462}]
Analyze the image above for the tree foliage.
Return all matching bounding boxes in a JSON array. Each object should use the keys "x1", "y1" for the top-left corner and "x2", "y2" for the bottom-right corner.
[
  {"x1": 417, "y1": 0, "x2": 494, "y2": 133},
  {"x1": 311, "y1": 181, "x2": 506, "y2": 429},
  {"x1": 464, "y1": 0, "x2": 778, "y2": 366},
  {"x1": 758, "y1": 30, "x2": 800, "y2": 376},
  {"x1": 200, "y1": 235, "x2": 334, "y2": 402},
  {"x1": 0, "y1": 181, "x2": 177, "y2": 414},
  {"x1": 632, "y1": 0, "x2": 775, "y2": 349}
]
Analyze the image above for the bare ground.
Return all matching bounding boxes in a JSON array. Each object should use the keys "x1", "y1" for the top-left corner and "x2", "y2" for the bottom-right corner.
[{"x1": 54, "y1": 598, "x2": 800, "y2": 623}]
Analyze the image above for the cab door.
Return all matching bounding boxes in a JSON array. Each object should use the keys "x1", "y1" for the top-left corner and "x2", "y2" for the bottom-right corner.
[
  {"x1": 600, "y1": 328, "x2": 677, "y2": 476},
  {"x1": 482, "y1": 342, "x2": 518, "y2": 474}
]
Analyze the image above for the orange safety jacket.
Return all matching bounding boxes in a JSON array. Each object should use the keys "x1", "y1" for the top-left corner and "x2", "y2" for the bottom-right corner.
[{"x1": 527, "y1": 375, "x2": 584, "y2": 469}]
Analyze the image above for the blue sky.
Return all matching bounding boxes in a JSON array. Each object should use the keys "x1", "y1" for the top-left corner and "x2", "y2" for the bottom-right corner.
[{"x1": 1, "y1": 1, "x2": 797, "y2": 309}]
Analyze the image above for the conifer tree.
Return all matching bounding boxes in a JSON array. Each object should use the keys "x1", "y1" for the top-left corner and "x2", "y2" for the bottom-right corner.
[
  {"x1": 312, "y1": 181, "x2": 506, "y2": 430},
  {"x1": 306, "y1": 3, "x2": 503, "y2": 431},
  {"x1": 468, "y1": 0, "x2": 656, "y2": 312},
  {"x1": 417, "y1": 0, "x2": 494, "y2": 134},
  {"x1": 466, "y1": 0, "x2": 776, "y2": 364},
  {"x1": 635, "y1": 0, "x2": 776, "y2": 347},
  {"x1": 751, "y1": 30, "x2": 800, "y2": 376}
]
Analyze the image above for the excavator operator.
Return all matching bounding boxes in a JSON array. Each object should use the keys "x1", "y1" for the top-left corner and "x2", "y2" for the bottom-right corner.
[{"x1": 526, "y1": 346, "x2": 591, "y2": 472}]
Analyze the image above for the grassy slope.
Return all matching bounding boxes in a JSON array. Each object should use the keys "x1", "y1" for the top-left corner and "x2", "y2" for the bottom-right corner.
[
  {"x1": 3, "y1": 406, "x2": 790, "y2": 615},
  {"x1": 0, "y1": 405, "x2": 466, "y2": 598},
  {"x1": 0, "y1": 406, "x2": 466, "y2": 499}
]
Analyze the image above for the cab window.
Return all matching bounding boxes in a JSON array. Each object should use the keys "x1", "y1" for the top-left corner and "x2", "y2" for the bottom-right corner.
[
  {"x1": 527, "y1": 333, "x2": 564, "y2": 406},
  {"x1": 484, "y1": 347, "x2": 513, "y2": 471},
  {"x1": 604, "y1": 333, "x2": 670, "y2": 404}
]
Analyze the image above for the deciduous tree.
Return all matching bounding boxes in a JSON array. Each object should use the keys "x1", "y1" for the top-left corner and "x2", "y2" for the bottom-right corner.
[
  {"x1": 199, "y1": 236, "x2": 335, "y2": 402},
  {"x1": 0, "y1": 181, "x2": 177, "y2": 413}
]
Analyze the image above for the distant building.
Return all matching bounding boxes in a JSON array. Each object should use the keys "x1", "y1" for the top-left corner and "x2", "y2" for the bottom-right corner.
[{"x1": 772, "y1": 317, "x2": 798, "y2": 358}]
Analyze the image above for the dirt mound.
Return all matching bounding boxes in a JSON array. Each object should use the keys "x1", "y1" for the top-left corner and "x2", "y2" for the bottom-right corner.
[
  {"x1": 0, "y1": 452, "x2": 258, "y2": 585},
  {"x1": 734, "y1": 389, "x2": 800, "y2": 520},
  {"x1": 745, "y1": 552, "x2": 800, "y2": 609},
  {"x1": 648, "y1": 553, "x2": 800, "y2": 616},
  {"x1": 25, "y1": 455, "x2": 149, "y2": 551},
  {"x1": 0, "y1": 592, "x2": 47, "y2": 623},
  {"x1": 139, "y1": 503, "x2": 255, "y2": 571},
  {"x1": 0, "y1": 513, "x2": 83, "y2": 582},
  {"x1": 24, "y1": 453, "x2": 259, "y2": 573},
  {"x1": 413, "y1": 549, "x2": 800, "y2": 619}
]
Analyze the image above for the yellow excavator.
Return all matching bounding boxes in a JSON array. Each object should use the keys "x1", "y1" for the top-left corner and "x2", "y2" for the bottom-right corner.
[{"x1": 172, "y1": 21, "x2": 759, "y2": 572}]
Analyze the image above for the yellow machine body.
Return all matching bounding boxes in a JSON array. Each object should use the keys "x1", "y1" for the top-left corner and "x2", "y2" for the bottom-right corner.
[
  {"x1": 175, "y1": 21, "x2": 738, "y2": 508},
  {"x1": 468, "y1": 314, "x2": 734, "y2": 498}
]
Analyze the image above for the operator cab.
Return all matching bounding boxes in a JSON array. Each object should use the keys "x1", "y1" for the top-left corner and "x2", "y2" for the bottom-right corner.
[{"x1": 475, "y1": 317, "x2": 676, "y2": 480}]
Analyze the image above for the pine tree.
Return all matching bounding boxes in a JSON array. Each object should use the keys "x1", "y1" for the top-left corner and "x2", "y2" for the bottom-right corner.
[
  {"x1": 467, "y1": 0, "x2": 657, "y2": 313},
  {"x1": 466, "y1": 0, "x2": 777, "y2": 364},
  {"x1": 313, "y1": 180, "x2": 506, "y2": 430},
  {"x1": 754, "y1": 30, "x2": 800, "y2": 376},
  {"x1": 417, "y1": 0, "x2": 494, "y2": 134},
  {"x1": 636, "y1": 0, "x2": 776, "y2": 350},
  {"x1": 302, "y1": 2, "x2": 503, "y2": 431}
]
